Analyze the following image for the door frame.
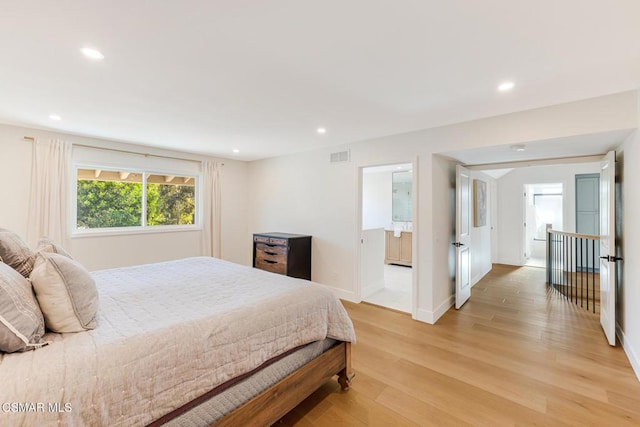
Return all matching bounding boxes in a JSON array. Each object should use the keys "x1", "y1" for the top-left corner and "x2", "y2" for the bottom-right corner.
[
  {"x1": 522, "y1": 182, "x2": 565, "y2": 267},
  {"x1": 355, "y1": 157, "x2": 419, "y2": 319}
]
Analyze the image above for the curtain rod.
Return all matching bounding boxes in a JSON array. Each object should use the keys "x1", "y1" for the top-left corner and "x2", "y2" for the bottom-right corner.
[{"x1": 23, "y1": 136, "x2": 224, "y2": 166}]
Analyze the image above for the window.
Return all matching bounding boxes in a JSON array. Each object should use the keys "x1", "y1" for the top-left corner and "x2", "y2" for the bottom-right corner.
[
  {"x1": 146, "y1": 174, "x2": 196, "y2": 226},
  {"x1": 75, "y1": 167, "x2": 198, "y2": 233}
]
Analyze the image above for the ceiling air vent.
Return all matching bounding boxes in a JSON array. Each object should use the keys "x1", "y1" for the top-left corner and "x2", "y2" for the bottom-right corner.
[{"x1": 330, "y1": 150, "x2": 350, "y2": 163}]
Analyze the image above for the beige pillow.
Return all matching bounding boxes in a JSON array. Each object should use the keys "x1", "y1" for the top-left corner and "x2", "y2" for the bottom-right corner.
[
  {"x1": 30, "y1": 252, "x2": 98, "y2": 333},
  {"x1": 0, "y1": 263, "x2": 46, "y2": 352},
  {"x1": 0, "y1": 228, "x2": 36, "y2": 278},
  {"x1": 37, "y1": 237, "x2": 73, "y2": 259}
]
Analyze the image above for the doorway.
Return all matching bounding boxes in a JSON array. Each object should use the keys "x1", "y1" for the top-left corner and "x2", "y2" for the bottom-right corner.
[
  {"x1": 524, "y1": 183, "x2": 563, "y2": 268},
  {"x1": 359, "y1": 163, "x2": 414, "y2": 313}
]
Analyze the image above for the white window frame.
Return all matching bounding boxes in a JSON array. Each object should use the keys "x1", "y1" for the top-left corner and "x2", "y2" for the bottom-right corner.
[{"x1": 71, "y1": 163, "x2": 202, "y2": 237}]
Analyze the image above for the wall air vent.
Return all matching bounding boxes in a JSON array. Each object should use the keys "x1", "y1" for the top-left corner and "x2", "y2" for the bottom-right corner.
[{"x1": 330, "y1": 150, "x2": 350, "y2": 163}]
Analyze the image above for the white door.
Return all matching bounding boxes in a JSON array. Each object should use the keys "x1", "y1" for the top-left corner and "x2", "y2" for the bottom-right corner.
[
  {"x1": 599, "y1": 150, "x2": 616, "y2": 346},
  {"x1": 455, "y1": 165, "x2": 472, "y2": 309}
]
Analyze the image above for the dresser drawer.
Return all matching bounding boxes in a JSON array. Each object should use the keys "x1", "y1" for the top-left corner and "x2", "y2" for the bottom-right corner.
[
  {"x1": 254, "y1": 236, "x2": 289, "y2": 245},
  {"x1": 269, "y1": 237, "x2": 288, "y2": 245},
  {"x1": 255, "y1": 243, "x2": 287, "y2": 256},
  {"x1": 255, "y1": 249, "x2": 286, "y2": 264},
  {"x1": 255, "y1": 258, "x2": 286, "y2": 275}
]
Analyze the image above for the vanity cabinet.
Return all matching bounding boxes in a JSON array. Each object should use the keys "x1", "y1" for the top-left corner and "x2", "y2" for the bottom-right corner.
[{"x1": 385, "y1": 231, "x2": 412, "y2": 266}]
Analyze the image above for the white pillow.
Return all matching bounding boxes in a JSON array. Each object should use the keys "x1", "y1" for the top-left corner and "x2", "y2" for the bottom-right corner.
[{"x1": 30, "y1": 252, "x2": 98, "y2": 333}]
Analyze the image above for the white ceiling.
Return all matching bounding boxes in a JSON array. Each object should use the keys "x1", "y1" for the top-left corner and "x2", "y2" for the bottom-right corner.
[
  {"x1": 1, "y1": 1, "x2": 639, "y2": 161},
  {"x1": 441, "y1": 129, "x2": 634, "y2": 165}
]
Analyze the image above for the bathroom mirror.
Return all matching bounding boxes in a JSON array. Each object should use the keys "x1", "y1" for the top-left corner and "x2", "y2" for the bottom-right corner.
[{"x1": 392, "y1": 171, "x2": 412, "y2": 222}]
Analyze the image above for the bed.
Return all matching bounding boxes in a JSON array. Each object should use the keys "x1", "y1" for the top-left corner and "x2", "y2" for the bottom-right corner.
[{"x1": 0, "y1": 257, "x2": 356, "y2": 426}]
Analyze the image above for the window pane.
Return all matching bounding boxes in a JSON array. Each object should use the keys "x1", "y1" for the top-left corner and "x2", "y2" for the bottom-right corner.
[
  {"x1": 77, "y1": 169, "x2": 143, "y2": 229},
  {"x1": 146, "y1": 175, "x2": 196, "y2": 226}
]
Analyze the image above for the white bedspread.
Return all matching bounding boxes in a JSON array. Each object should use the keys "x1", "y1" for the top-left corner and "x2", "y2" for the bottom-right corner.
[{"x1": 0, "y1": 257, "x2": 355, "y2": 426}]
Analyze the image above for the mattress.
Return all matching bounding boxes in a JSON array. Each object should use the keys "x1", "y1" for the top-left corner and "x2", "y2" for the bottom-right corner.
[
  {"x1": 162, "y1": 338, "x2": 337, "y2": 426},
  {"x1": 0, "y1": 257, "x2": 355, "y2": 427}
]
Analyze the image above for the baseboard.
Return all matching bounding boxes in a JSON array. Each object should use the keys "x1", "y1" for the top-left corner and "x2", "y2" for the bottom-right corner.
[
  {"x1": 616, "y1": 323, "x2": 640, "y2": 382},
  {"x1": 361, "y1": 279, "x2": 385, "y2": 300},
  {"x1": 496, "y1": 257, "x2": 523, "y2": 267},
  {"x1": 471, "y1": 265, "x2": 492, "y2": 288},
  {"x1": 415, "y1": 308, "x2": 434, "y2": 324},
  {"x1": 324, "y1": 285, "x2": 360, "y2": 303},
  {"x1": 415, "y1": 295, "x2": 455, "y2": 324}
]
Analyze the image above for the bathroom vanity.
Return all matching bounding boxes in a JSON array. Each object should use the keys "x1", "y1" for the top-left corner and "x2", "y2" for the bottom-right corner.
[{"x1": 385, "y1": 230, "x2": 412, "y2": 266}]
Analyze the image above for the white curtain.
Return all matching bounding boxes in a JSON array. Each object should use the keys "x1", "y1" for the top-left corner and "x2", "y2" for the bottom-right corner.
[
  {"x1": 201, "y1": 161, "x2": 222, "y2": 258},
  {"x1": 27, "y1": 139, "x2": 72, "y2": 248}
]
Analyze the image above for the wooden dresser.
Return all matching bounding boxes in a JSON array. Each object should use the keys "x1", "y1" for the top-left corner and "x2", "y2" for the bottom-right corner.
[{"x1": 253, "y1": 232, "x2": 312, "y2": 280}]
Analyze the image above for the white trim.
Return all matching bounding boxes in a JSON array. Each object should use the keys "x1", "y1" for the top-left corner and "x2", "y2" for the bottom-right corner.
[
  {"x1": 617, "y1": 322, "x2": 640, "y2": 382},
  {"x1": 355, "y1": 157, "x2": 419, "y2": 319},
  {"x1": 411, "y1": 156, "x2": 419, "y2": 320},
  {"x1": 471, "y1": 265, "x2": 492, "y2": 288},
  {"x1": 141, "y1": 172, "x2": 148, "y2": 227},
  {"x1": 71, "y1": 225, "x2": 201, "y2": 238},
  {"x1": 496, "y1": 258, "x2": 524, "y2": 267},
  {"x1": 466, "y1": 155, "x2": 605, "y2": 170},
  {"x1": 323, "y1": 285, "x2": 360, "y2": 303},
  {"x1": 360, "y1": 276, "x2": 385, "y2": 300},
  {"x1": 415, "y1": 295, "x2": 455, "y2": 324},
  {"x1": 415, "y1": 308, "x2": 434, "y2": 324}
]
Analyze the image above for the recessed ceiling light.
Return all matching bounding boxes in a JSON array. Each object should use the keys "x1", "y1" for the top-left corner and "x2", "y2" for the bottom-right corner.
[
  {"x1": 232, "y1": 149, "x2": 240, "y2": 153},
  {"x1": 49, "y1": 114, "x2": 61, "y2": 121},
  {"x1": 317, "y1": 127, "x2": 326, "y2": 134},
  {"x1": 80, "y1": 47, "x2": 104, "y2": 60},
  {"x1": 511, "y1": 144, "x2": 526, "y2": 152},
  {"x1": 498, "y1": 81, "x2": 515, "y2": 92}
]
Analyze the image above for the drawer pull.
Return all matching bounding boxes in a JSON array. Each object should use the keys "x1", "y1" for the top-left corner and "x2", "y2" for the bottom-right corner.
[
  {"x1": 264, "y1": 260, "x2": 278, "y2": 264},
  {"x1": 265, "y1": 251, "x2": 278, "y2": 256}
]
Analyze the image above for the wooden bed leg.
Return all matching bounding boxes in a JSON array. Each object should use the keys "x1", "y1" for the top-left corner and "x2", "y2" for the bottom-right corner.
[{"x1": 337, "y1": 342, "x2": 355, "y2": 391}]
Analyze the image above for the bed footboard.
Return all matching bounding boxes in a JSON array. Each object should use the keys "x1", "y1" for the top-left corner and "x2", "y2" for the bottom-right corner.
[{"x1": 214, "y1": 341, "x2": 353, "y2": 427}]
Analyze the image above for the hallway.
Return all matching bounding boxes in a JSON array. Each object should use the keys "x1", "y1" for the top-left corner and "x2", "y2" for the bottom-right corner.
[{"x1": 280, "y1": 265, "x2": 640, "y2": 426}]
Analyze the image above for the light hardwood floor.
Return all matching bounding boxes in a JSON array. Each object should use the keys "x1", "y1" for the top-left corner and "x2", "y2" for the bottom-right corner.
[{"x1": 278, "y1": 264, "x2": 640, "y2": 426}]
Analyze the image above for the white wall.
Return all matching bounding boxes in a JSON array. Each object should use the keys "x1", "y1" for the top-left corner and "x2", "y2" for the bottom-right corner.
[
  {"x1": 431, "y1": 155, "x2": 456, "y2": 317},
  {"x1": 247, "y1": 91, "x2": 639, "y2": 323},
  {"x1": 495, "y1": 162, "x2": 601, "y2": 266},
  {"x1": 247, "y1": 145, "x2": 356, "y2": 299},
  {"x1": 362, "y1": 171, "x2": 392, "y2": 229},
  {"x1": 616, "y1": 117, "x2": 640, "y2": 380},
  {"x1": 469, "y1": 170, "x2": 494, "y2": 286},
  {"x1": 490, "y1": 179, "x2": 499, "y2": 263},
  {"x1": 0, "y1": 123, "x2": 250, "y2": 270},
  {"x1": 360, "y1": 228, "x2": 385, "y2": 299}
]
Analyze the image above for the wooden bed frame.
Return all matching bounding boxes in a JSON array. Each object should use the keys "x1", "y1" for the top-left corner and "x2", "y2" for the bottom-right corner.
[{"x1": 214, "y1": 341, "x2": 353, "y2": 426}]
